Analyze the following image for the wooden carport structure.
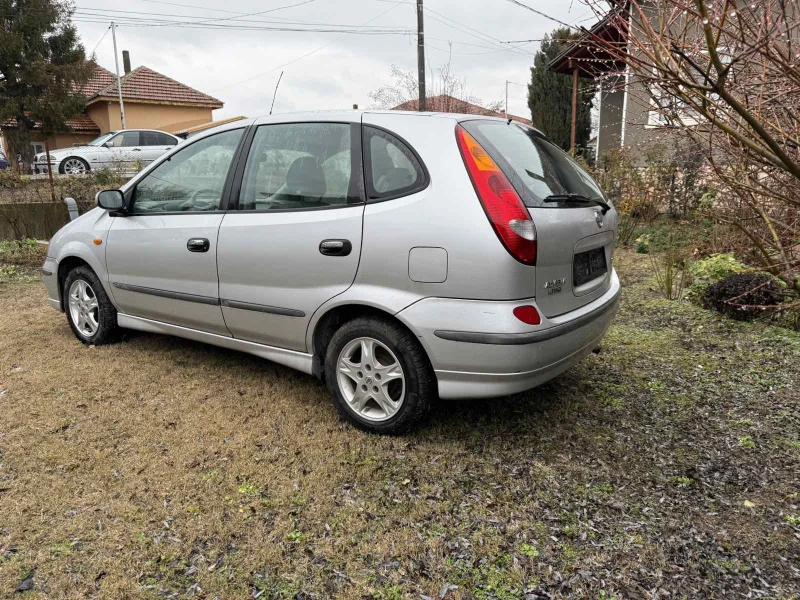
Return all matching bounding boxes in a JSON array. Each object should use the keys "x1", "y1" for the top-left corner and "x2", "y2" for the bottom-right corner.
[{"x1": 549, "y1": 8, "x2": 628, "y2": 152}]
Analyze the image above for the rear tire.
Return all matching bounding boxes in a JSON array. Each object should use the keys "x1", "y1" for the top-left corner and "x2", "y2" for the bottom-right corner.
[
  {"x1": 63, "y1": 266, "x2": 119, "y2": 345},
  {"x1": 324, "y1": 316, "x2": 435, "y2": 434}
]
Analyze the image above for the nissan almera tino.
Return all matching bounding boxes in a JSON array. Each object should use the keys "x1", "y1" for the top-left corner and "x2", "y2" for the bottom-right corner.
[{"x1": 42, "y1": 111, "x2": 620, "y2": 433}]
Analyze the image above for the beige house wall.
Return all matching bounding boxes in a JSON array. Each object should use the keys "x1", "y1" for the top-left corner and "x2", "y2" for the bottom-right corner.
[
  {"x1": 86, "y1": 103, "x2": 112, "y2": 134},
  {"x1": 89, "y1": 100, "x2": 214, "y2": 133}
]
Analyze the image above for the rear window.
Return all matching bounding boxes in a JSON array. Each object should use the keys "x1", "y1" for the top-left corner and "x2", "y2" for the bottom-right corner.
[{"x1": 460, "y1": 120, "x2": 605, "y2": 208}]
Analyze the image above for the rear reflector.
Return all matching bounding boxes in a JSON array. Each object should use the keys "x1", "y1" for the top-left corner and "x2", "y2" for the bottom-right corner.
[
  {"x1": 456, "y1": 126, "x2": 536, "y2": 265},
  {"x1": 513, "y1": 305, "x2": 541, "y2": 325}
]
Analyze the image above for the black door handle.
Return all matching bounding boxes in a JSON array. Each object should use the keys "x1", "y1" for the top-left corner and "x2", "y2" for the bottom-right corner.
[
  {"x1": 319, "y1": 239, "x2": 352, "y2": 256},
  {"x1": 187, "y1": 238, "x2": 210, "y2": 252}
]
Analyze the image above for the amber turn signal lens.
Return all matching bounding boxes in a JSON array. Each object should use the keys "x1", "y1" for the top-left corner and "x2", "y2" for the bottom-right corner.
[{"x1": 93, "y1": 238, "x2": 102, "y2": 245}]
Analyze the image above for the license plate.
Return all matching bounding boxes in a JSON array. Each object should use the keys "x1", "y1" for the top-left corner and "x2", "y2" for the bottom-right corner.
[{"x1": 573, "y1": 248, "x2": 607, "y2": 287}]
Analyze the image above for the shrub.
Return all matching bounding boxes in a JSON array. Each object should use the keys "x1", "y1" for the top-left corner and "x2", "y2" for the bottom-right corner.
[
  {"x1": 649, "y1": 243, "x2": 689, "y2": 301},
  {"x1": 703, "y1": 272, "x2": 784, "y2": 322},
  {"x1": 634, "y1": 234, "x2": 650, "y2": 254},
  {"x1": 687, "y1": 253, "x2": 748, "y2": 303}
]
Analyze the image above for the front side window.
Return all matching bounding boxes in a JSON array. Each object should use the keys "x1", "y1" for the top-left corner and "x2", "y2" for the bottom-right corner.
[
  {"x1": 238, "y1": 122, "x2": 359, "y2": 211},
  {"x1": 110, "y1": 131, "x2": 140, "y2": 147},
  {"x1": 88, "y1": 133, "x2": 114, "y2": 146},
  {"x1": 131, "y1": 128, "x2": 243, "y2": 214},
  {"x1": 364, "y1": 126, "x2": 426, "y2": 199}
]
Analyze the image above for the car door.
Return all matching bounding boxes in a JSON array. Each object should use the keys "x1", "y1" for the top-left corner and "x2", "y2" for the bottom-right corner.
[
  {"x1": 105, "y1": 130, "x2": 143, "y2": 170},
  {"x1": 217, "y1": 120, "x2": 365, "y2": 352},
  {"x1": 105, "y1": 127, "x2": 245, "y2": 335}
]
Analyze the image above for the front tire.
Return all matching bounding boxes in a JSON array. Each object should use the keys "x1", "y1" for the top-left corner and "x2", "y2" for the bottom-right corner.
[
  {"x1": 64, "y1": 266, "x2": 118, "y2": 345},
  {"x1": 324, "y1": 316, "x2": 435, "y2": 434},
  {"x1": 59, "y1": 157, "x2": 89, "y2": 175}
]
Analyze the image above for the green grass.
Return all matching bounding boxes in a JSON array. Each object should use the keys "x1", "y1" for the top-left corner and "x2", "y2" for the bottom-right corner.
[{"x1": 0, "y1": 249, "x2": 798, "y2": 598}]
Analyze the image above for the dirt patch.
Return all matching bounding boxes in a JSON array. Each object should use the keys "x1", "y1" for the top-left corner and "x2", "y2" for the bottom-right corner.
[{"x1": 0, "y1": 250, "x2": 798, "y2": 599}]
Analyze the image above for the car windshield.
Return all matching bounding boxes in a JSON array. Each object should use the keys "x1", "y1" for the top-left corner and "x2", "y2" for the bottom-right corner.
[
  {"x1": 87, "y1": 133, "x2": 115, "y2": 146},
  {"x1": 460, "y1": 120, "x2": 606, "y2": 208}
]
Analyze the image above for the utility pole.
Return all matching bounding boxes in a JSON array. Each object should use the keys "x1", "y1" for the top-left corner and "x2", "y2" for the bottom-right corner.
[
  {"x1": 111, "y1": 22, "x2": 127, "y2": 129},
  {"x1": 416, "y1": 0, "x2": 426, "y2": 111},
  {"x1": 505, "y1": 80, "x2": 509, "y2": 116}
]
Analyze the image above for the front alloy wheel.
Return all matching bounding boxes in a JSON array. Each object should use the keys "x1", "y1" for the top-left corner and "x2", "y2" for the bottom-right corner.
[
  {"x1": 68, "y1": 279, "x2": 99, "y2": 338},
  {"x1": 63, "y1": 265, "x2": 119, "y2": 345},
  {"x1": 62, "y1": 157, "x2": 88, "y2": 174}
]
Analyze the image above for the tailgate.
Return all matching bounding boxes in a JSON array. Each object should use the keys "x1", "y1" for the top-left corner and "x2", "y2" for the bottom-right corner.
[{"x1": 529, "y1": 206, "x2": 614, "y2": 318}]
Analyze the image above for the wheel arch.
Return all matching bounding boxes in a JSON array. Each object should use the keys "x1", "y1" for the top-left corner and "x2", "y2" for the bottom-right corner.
[
  {"x1": 309, "y1": 302, "x2": 430, "y2": 380},
  {"x1": 57, "y1": 256, "x2": 92, "y2": 309}
]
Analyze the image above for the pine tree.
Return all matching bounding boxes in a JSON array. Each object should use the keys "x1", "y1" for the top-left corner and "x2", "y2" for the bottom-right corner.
[
  {"x1": 0, "y1": 0, "x2": 94, "y2": 165},
  {"x1": 528, "y1": 27, "x2": 593, "y2": 152}
]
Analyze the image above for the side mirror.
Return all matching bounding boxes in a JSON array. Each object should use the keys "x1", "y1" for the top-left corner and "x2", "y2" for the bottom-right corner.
[
  {"x1": 103, "y1": 142, "x2": 113, "y2": 148},
  {"x1": 96, "y1": 189, "x2": 125, "y2": 211}
]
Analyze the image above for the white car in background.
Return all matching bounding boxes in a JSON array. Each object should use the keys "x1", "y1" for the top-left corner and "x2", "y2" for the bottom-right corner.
[{"x1": 33, "y1": 129, "x2": 180, "y2": 175}]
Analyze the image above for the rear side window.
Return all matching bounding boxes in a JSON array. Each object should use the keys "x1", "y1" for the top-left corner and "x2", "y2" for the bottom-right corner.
[
  {"x1": 364, "y1": 126, "x2": 426, "y2": 200},
  {"x1": 158, "y1": 133, "x2": 177, "y2": 146},
  {"x1": 140, "y1": 131, "x2": 159, "y2": 146},
  {"x1": 460, "y1": 120, "x2": 604, "y2": 207},
  {"x1": 238, "y1": 122, "x2": 361, "y2": 211}
]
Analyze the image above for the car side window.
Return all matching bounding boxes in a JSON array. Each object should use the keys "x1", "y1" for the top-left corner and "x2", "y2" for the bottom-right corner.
[
  {"x1": 363, "y1": 126, "x2": 426, "y2": 200},
  {"x1": 238, "y1": 122, "x2": 360, "y2": 211},
  {"x1": 131, "y1": 128, "x2": 244, "y2": 214},
  {"x1": 140, "y1": 131, "x2": 159, "y2": 146},
  {"x1": 110, "y1": 131, "x2": 140, "y2": 147},
  {"x1": 158, "y1": 133, "x2": 177, "y2": 146}
]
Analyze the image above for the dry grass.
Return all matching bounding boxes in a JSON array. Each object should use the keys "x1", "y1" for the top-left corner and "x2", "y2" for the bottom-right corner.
[{"x1": 0, "y1": 251, "x2": 798, "y2": 599}]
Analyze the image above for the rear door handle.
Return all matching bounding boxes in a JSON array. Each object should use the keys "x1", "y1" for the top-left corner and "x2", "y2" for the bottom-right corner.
[
  {"x1": 319, "y1": 239, "x2": 352, "y2": 257},
  {"x1": 187, "y1": 238, "x2": 210, "y2": 252}
]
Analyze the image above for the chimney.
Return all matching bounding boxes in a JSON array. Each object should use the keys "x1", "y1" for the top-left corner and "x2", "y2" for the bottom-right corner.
[{"x1": 122, "y1": 50, "x2": 131, "y2": 75}]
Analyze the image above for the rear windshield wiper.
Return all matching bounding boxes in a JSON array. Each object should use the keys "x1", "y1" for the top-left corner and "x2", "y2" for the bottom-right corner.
[{"x1": 542, "y1": 193, "x2": 611, "y2": 214}]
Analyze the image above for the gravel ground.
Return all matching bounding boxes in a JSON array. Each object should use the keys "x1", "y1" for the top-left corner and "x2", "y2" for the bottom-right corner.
[{"x1": 0, "y1": 249, "x2": 798, "y2": 599}]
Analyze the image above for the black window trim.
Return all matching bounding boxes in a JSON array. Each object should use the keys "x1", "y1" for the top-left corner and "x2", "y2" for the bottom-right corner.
[
  {"x1": 123, "y1": 126, "x2": 249, "y2": 216},
  {"x1": 229, "y1": 120, "x2": 365, "y2": 213},
  {"x1": 362, "y1": 124, "x2": 429, "y2": 203}
]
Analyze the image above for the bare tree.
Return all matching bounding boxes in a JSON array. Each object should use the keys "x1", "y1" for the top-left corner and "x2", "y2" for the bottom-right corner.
[
  {"x1": 585, "y1": 0, "x2": 800, "y2": 289},
  {"x1": 369, "y1": 57, "x2": 503, "y2": 114}
]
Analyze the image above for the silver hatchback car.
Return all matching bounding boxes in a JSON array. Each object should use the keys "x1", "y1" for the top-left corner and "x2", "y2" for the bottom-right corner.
[{"x1": 42, "y1": 111, "x2": 620, "y2": 433}]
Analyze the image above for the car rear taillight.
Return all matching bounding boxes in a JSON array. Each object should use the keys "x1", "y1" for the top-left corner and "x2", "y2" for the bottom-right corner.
[{"x1": 456, "y1": 126, "x2": 536, "y2": 265}]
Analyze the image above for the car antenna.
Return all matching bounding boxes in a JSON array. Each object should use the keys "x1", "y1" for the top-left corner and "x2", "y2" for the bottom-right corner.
[{"x1": 270, "y1": 71, "x2": 284, "y2": 115}]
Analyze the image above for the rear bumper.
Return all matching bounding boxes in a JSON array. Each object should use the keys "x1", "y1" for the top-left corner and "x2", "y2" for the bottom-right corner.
[{"x1": 397, "y1": 269, "x2": 620, "y2": 399}]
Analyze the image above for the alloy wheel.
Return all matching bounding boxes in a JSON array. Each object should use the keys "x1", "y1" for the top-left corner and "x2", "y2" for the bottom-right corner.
[
  {"x1": 63, "y1": 158, "x2": 86, "y2": 174},
  {"x1": 68, "y1": 279, "x2": 100, "y2": 338},
  {"x1": 336, "y1": 337, "x2": 405, "y2": 422}
]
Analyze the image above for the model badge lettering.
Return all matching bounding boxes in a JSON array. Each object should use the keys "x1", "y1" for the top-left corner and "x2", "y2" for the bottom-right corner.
[{"x1": 544, "y1": 278, "x2": 566, "y2": 294}]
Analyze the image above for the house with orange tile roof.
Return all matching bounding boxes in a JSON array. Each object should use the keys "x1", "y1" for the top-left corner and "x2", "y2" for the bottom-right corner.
[
  {"x1": 1, "y1": 61, "x2": 223, "y2": 169},
  {"x1": 392, "y1": 94, "x2": 532, "y2": 126}
]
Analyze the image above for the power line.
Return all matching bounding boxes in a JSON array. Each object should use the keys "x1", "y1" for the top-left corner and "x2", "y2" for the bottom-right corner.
[
  {"x1": 207, "y1": 0, "x2": 406, "y2": 92},
  {"x1": 504, "y1": 0, "x2": 579, "y2": 31}
]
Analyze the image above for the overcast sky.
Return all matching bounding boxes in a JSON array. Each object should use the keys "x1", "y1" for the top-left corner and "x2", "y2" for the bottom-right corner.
[{"x1": 74, "y1": 0, "x2": 598, "y2": 121}]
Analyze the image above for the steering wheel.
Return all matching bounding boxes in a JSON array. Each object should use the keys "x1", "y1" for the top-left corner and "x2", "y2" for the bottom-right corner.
[{"x1": 189, "y1": 188, "x2": 220, "y2": 210}]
